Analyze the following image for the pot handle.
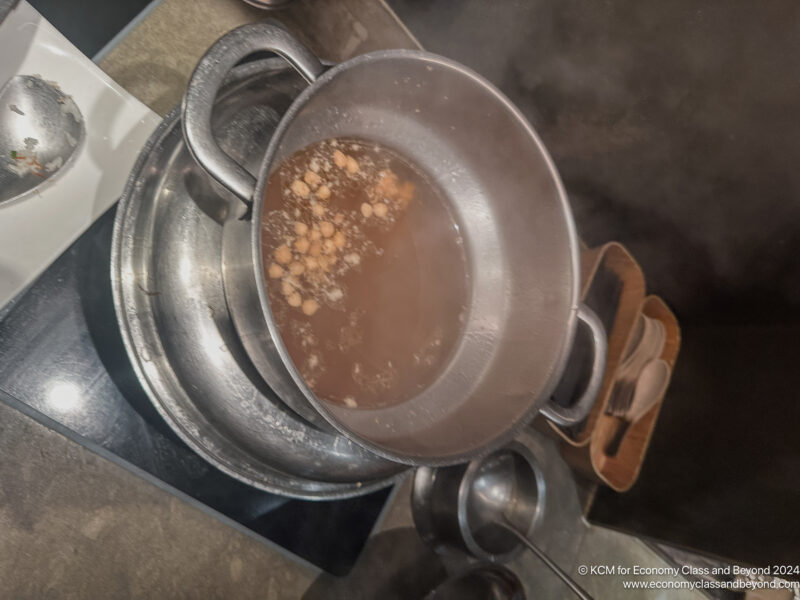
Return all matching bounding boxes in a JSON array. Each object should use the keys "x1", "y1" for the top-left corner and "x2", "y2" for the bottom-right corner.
[
  {"x1": 539, "y1": 304, "x2": 607, "y2": 427},
  {"x1": 182, "y1": 23, "x2": 326, "y2": 204}
]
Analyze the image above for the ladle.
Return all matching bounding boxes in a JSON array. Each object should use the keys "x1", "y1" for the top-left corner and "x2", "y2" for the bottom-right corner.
[
  {"x1": 0, "y1": 75, "x2": 84, "y2": 205},
  {"x1": 412, "y1": 445, "x2": 593, "y2": 600},
  {"x1": 465, "y1": 450, "x2": 593, "y2": 600}
]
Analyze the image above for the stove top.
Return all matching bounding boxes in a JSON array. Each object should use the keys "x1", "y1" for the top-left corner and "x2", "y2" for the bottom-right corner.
[{"x1": 0, "y1": 207, "x2": 393, "y2": 576}]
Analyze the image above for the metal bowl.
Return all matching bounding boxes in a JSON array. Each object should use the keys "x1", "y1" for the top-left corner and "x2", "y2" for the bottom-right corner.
[
  {"x1": 183, "y1": 23, "x2": 607, "y2": 466},
  {"x1": 0, "y1": 75, "x2": 84, "y2": 206}
]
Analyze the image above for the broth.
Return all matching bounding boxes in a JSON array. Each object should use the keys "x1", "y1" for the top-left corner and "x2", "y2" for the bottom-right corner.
[{"x1": 261, "y1": 138, "x2": 469, "y2": 409}]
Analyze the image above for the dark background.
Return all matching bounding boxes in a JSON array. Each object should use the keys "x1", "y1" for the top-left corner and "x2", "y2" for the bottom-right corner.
[
  {"x1": 388, "y1": 0, "x2": 800, "y2": 567},
  {"x1": 24, "y1": 0, "x2": 800, "y2": 566}
]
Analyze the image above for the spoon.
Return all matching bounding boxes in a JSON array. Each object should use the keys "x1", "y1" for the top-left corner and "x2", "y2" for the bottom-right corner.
[
  {"x1": 0, "y1": 74, "x2": 84, "y2": 206},
  {"x1": 605, "y1": 359, "x2": 671, "y2": 455},
  {"x1": 466, "y1": 450, "x2": 594, "y2": 600},
  {"x1": 607, "y1": 316, "x2": 666, "y2": 416},
  {"x1": 626, "y1": 359, "x2": 670, "y2": 423}
]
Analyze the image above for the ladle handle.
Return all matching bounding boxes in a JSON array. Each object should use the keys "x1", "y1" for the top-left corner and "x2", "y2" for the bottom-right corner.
[
  {"x1": 182, "y1": 22, "x2": 325, "y2": 205},
  {"x1": 500, "y1": 521, "x2": 594, "y2": 600},
  {"x1": 540, "y1": 304, "x2": 607, "y2": 427}
]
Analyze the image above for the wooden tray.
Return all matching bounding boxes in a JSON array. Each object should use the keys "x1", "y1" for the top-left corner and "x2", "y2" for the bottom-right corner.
[{"x1": 561, "y1": 295, "x2": 681, "y2": 491}]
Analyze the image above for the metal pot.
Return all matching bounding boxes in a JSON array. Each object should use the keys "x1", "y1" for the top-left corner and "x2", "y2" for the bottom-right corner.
[{"x1": 181, "y1": 23, "x2": 606, "y2": 465}]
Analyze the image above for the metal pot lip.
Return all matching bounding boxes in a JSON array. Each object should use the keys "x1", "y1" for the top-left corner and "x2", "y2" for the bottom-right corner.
[{"x1": 247, "y1": 49, "x2": 581, "y2": 466}]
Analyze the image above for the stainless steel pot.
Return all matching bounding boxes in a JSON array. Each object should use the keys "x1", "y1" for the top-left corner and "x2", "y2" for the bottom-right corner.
[{"x1": 181, "y1": 23, "x2": 606, "y2": 465}]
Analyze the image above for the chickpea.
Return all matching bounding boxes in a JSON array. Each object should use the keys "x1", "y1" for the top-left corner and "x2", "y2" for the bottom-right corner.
[
  {"x1": 289, "y1": 261, "x2": 305, "y2": 276},
  {"x1": 333, "y1": 231, "x2": 347, "y2": 249},
  {"x1": 333, "y1": 149, "x2": 347, "y2": 168},
  {"x1": 304, "y1": 256, "x2": 319, "y2": 270},
  {"x1": 311, "y1": 202, "x2": 326, "y2": 217},
  {"x1": 303, "y1": 169, "x2": 322, "y2": 189},
  {"x1": 287, "y1": 292, "x2": 302, "y2": 307},
  {"x1": 322, "y1": 239, "x2": 336, "y2": 255},
  {"x1": 333, "y1": 212, "x2": 344, "y2": 225},
  {"x1": 294, "y1": 221, "x2": 309, "y2": 236},
  {"x1": 308, "y1": 243, "x2": 322, "y2": 258},
  {"x1": 268, "y1": 263, "x2": 284, "y2": 278},
  {"x1": 360, "y1": 202, "x2": 373, "y2": 218},
  {"x1": 316, "y1": 185, "x2": 331, "y2": 200},
  {"x1": 398, "y1": 181, "x2": 415, "y2": 205},
  {"x1": 345, "y1": 155, "x2": 359, "y2": 174},
  {"x1": 294, "y1": 236, "x2": 310, "y2": 254},
  {"x1": 302, "y1": 298, "x2": 320, "y2": 316},
  {"x1": 290, "y1": 179, "x2": 311, "y2": 198},
  {"x1": 373, "y1": 202, "x2": 388, "y2": 218},
  {"x1": 317, "y1": 256, "x2": 331, "y2": 270},
  {"x1": 319, "y1": 221, "x2": 335, "y2": 238},
  {"x1": 309, "y1": 227, "x2": 322, "y2": 241},
  {"x1": 375, "y1": 169, "x2": 399, "y2": 199},
  {"x1": 281, "y1": 279, "x2": 295, "y2": 296},
  {"x1": 274, "y1": 245, "x2": 292, "y2": 264}
]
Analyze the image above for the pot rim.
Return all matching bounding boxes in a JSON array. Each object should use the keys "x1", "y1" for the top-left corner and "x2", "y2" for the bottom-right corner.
[{"x1": 249, "y1": 48, "x2": 581, "y2": 466}]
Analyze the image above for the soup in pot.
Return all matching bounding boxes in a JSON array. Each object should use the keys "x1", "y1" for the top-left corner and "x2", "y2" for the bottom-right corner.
[{"x1": 261, "y1": 138, "x2": 469, "y2": 409}]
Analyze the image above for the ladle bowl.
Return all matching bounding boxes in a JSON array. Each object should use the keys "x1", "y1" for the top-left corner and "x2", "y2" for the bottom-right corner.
[
  {"x1": 463, "y1": 445, "x2": 542, "y2": 560},
  {"x1": 0, "y1": 75, "x2": 84, "y2": 205}
]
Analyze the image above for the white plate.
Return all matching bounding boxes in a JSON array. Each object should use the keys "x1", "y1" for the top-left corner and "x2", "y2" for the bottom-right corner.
[{"x1": 0, "y1": 1, "x2": 160, "y2": 307}]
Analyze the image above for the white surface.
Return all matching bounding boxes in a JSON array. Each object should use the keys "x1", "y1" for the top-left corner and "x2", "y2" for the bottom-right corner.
[{"x1": 0, "y1": 2, "x2": 160, "y2": 307}]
